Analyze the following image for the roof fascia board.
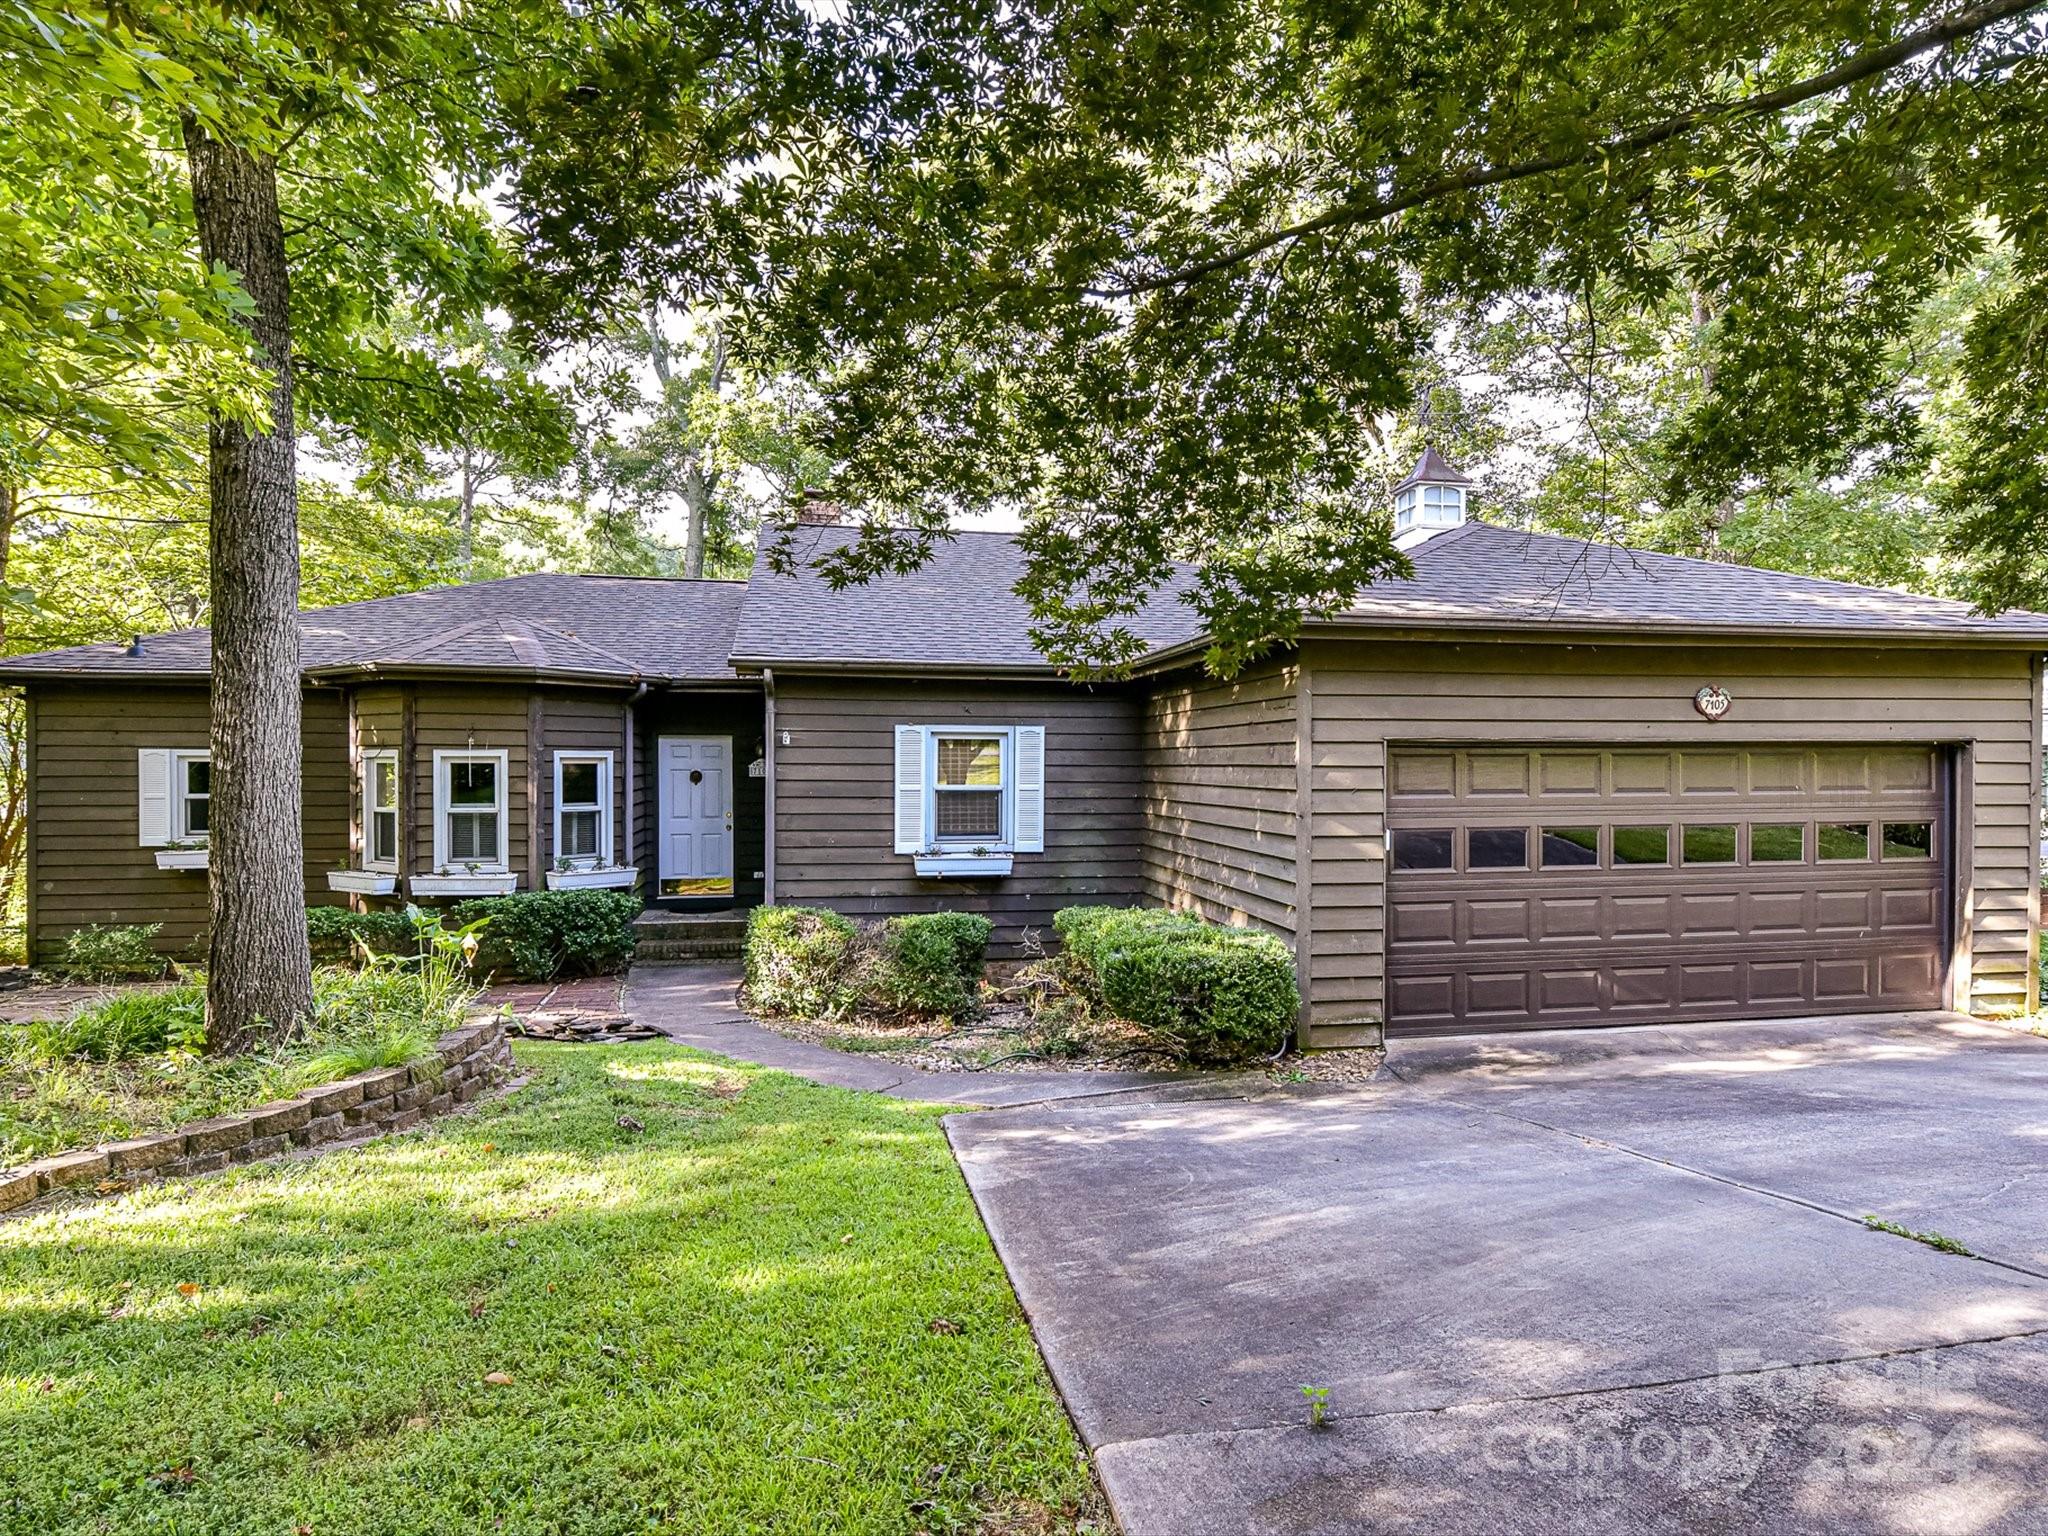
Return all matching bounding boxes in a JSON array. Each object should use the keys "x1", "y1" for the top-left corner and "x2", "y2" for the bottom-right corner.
[{"x1": 1295, "y1": 618, "x2": 2048, "y2": 649}]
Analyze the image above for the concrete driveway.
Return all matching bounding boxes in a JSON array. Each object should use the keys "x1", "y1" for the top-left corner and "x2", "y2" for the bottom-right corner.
[{"x1": 945, "y1": 1012, "x2": 2048, "y2": 1535}]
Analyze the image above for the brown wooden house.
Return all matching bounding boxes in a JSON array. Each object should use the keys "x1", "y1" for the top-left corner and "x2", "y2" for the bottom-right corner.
[{"x1": 7, "y1": 457, "x2": 2046, "y2": 1045}]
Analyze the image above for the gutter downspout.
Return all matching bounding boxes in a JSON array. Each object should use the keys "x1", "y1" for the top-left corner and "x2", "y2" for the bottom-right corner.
[
  {"x1": 763, "y1": 667, "x2": 777, "y2": 907},
  {"x1": 623, "y1": 681, "x2": 649, "y2": 880}
]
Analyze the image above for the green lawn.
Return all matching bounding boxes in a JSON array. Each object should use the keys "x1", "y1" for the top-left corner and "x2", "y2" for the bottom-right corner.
[{"x1": 0, "y1": 1044, "x2": 1100, "y2": 1535}]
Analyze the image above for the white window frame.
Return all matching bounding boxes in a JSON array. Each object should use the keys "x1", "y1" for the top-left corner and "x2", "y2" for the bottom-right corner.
[
  {"x1": 552, "y1": 750, "x2": 614, "y2": 870},
  {"x1": 1395, "y1": 483, "x2": 1464, "y2": 534},
  {"x1": 173, "y1": 750, "x2": 211, "y2": 843},
  {"x1": 926, "y1": 728, "x2": 1013, "y2": 850},
  {"x1": 361, "y1": 750, "x2": 400, "y2": 872},
  {"x1": 432, "y1": 749, "x2": 509, "y2": 873}
]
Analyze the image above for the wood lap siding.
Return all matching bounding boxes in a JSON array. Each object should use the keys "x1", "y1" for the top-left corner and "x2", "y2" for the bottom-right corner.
[
  {"x1": 539, "y1": 693, "x2": 629, "y2": 870},
  {"x1": 409, "y1": 686, "x2": 532, "y2": 881},
  {"x1": 1303, "y1": 638, "x2": 2040, "y2": 1036},
  {"x1": 1139, "y1": 662, "x2": 1299, "y2": 936},
  {"x1": 29, "y1": 684, "x2": 351, "y2": 963},
  {"x1": 772, "y1": 678, "x2": 1144, "y2": 951}
]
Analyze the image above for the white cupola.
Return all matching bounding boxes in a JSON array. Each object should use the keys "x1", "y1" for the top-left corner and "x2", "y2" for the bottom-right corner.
[{"x1": 1391, "y1": 446, "x2": 1474, "y2": 551}]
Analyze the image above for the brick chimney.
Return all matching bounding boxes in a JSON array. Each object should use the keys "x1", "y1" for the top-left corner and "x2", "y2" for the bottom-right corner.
[{"x1": 793, "y1": 487, "x2": 846, "y2": 526}]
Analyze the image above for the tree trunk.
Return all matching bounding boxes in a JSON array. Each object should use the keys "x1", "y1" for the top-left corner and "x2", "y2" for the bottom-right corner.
[
  {"x1": 183, "y1": 115, "x2": 314, "y2": 1051},
  {"x1": 681, "y1": 462, "x2": 710, "y2": 579},
  {"x1": 457, "y1": 447, "x2": 477, "y2": 579},
  {"x1": 0, "y1": 484, "x2": 22, "y2": 941},
  {"x1": 1689, "y1": 287, "x2": 1738, "y2": 559}
]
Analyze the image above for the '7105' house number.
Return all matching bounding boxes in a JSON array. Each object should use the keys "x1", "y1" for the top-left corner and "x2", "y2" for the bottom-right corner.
[{"x1": 1694, "y1": 685, "x2": 1732, "y2": 721}]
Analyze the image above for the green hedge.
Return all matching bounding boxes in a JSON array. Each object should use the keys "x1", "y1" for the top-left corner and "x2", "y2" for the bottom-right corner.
[
  {"x1": 744, "y1": 907, "x2": 993, "y2": 1022},
  {"x1": 873, "y1": 912, "x2": 994, "y2": 1019},
  {"x1": 308, "y1": 889, "x2": 639, "y2": 981},
  {"x1": 744, "y1": 906, "x2": 861, "y2": 1018},
  {"x1": 1053, "y1": 905, "x2": 1298, "y2": 1063}
]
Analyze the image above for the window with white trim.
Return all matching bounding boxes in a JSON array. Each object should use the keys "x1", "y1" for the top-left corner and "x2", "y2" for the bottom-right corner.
[
  {"x1": 175, "y1": 751, "x2": 211, "y2": 840},
  {"x1": 553, "y1": 751, "x2": 613, "y2": 869},
  {"x1": 1393, "y1": 483, "x2": 1464, "y2": 536},
  {"x1": 931, "y1": 733, "x2": 1005, "y2": 844},
  {"x1": 433, "y1": 750, "x2": 508, "y2": 872},
  {"x1": 362, "y1": 750, "x2": 399, "y2": 870},
  {"x1": 892, "y1": 724, "x2": 1047, "y2": 857}
]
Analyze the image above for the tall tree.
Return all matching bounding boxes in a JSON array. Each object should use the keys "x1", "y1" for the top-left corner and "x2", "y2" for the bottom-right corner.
[
  {"x1": 582, "y1": 310, "x2": 828, "y2": 579},
  {"x1": 181, "y1": 113, "x2": 312, "y2": 1044},
  {"x1": 8, "y1": 0, "x2": 582, "y2": 1042},
  {"x1": 509, "y1": 0, "x2": 2048, "y2": 671}
]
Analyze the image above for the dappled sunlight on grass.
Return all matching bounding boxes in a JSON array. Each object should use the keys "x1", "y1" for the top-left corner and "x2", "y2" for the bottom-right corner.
[{"x1": 0, "y1": 1041, "x2": 1100, "y2": 1535}]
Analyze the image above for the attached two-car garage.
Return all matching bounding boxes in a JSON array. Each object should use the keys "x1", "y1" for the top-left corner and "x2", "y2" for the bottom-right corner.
[{"x1": 1385, "y1": 745, "x2": 1949, "y2": 1036}]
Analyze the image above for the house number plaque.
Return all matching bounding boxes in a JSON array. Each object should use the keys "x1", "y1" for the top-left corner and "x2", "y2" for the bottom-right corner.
[{"x1": 1694, "y1": 685, "x2": 1732, "y2": 721}]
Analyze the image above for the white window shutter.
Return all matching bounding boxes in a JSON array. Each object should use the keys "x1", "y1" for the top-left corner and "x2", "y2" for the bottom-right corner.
[
  {"x1": 893, "y1": 725, "x2": 927, "y2": 854},
  {"x1": 137, "y1": 749, "x2": 172, "y2": 846},
  {"x1": 1013, "y1": 725, "x2": 1046, "y2": 853}
]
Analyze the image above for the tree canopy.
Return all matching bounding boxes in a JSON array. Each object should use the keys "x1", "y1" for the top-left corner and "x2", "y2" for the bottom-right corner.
[{"x1": 506, "y1": 0, "x2": 2048, "y2": 671}]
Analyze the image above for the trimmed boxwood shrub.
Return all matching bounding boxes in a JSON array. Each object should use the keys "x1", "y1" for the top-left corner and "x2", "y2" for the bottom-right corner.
[
  {"x1": 745, "y1": 906, "x2": 861, "y2": 1018},
  {"x1": 447, "y1": 889, "x2": 640, "y2": 980},
  {"x1": 308, "y1": 890, "x2": 639, "y2": 981},
  {"x1": 1053, "y1": 905, "x2": 1298, "y2": 1063},
  {"x1": 745, "y1": 907, "x2": 994, "y2": 1022},
  {"x1": 873, "y1": 912, "x2": 994, "y2": 1019}
]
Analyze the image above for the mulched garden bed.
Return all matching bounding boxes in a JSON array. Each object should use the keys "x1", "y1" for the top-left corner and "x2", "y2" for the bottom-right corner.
[{"x1": 757, "y1": 999, "x2": 1386, "y2": 1082}]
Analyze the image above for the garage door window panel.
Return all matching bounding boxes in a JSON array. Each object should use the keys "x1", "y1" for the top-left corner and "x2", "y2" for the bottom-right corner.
[
  {"x1": 1466, "y1": 827, "x2": 1528, "y2": 870},
  {"x1": 1681, "y1": 824, "x2": 1737, "y2": 865},
  {"x1": 1817, "y1": 822, "x2": 1871, "y2": 861},
  {"x1": 1392, "y1": 828, "x2": 1454, "y2": 871},
  {"x1": 1541, "y1": 827, "x2": 1600, "y2": 868},
  {"x1": 1613, "y1": 826, "x2": 1670, "y2": 866},
  {"x1": 1749, "y1": 823, "x2": 1806, "y2": 863},
  {"x1": 1882, "y1": 822, "x2": 1933, "y2": 859}
]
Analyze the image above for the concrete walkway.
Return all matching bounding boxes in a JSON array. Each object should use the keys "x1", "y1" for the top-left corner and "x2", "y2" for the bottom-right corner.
[{"x1": 624, "y1": 964, "x2": 1230, "y2": 1109}]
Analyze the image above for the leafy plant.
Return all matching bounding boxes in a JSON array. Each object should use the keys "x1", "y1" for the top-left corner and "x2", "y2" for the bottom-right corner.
[
  {"x1": 1863, "y1": 1217, "x2": 1976, "y2": 1258},
  {"x1": 446, "y1": 889, "x2": 639, "y2": 980},
  {"x1": 1302, "y1": 1384, "x2": 1330, "y2": 1430},
  {"x1": 53, "y1": 923, "x2": 170, "y2": 982},
  {"x1": 21, "y1": 984, "x2": 207, "y2": 1064},
  {"x1": 871, "y1": 912, "x2": 994, "y2": 1021},
  {"x1": 744, "y1": 906, "x2": 862, "y2": 1019},
  {"x1": 1054, "y1": 906, "x2": 1298, "y2": 1064},
  {"x1": 309, "y1": 892, "x2": 636, "y2": 981},
  {"x1": 307, "y1": 906, "x2": 416, "y2": 964},
  {"x1": 745, "y1": 908, "x2": 995, "y2": 1023}
]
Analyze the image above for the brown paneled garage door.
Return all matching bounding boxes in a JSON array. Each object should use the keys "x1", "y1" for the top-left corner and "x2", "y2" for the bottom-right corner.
[{"x1": 1386, "y1": 746, "x2": 1949, "y2": 1036}]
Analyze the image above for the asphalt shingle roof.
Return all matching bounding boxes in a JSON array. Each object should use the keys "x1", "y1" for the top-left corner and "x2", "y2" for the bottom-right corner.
[
  {"x1": 729, "y1": 526, "x2": 1207, "y2": 670},
  {"x1": 1325, "y1": 521, "x2": 2048, "y2": 642},
  {"x1": 0, "y1": 573, "x2": 748, "y2": 682},
  {"x1": 3, "y1": 519, "x2": 2044, "y2": 688}
]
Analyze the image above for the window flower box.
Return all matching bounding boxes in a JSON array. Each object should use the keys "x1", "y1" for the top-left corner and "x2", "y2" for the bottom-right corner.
[
  {"x1": 409, "y1": 871, "x2": 519, "y2": 898},
  {"x1": 154, "y1": 847, "x2": 209, "y2": 871},
  {"x1": 913, "y1": 853, "x2": 1014, "y2": 879},
  {"x1": 327, "y1": 869, "x2": 398, "y2": 896},
  {"x1": 544, "y1": 865, "x2": 639, "y2": 891}
]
